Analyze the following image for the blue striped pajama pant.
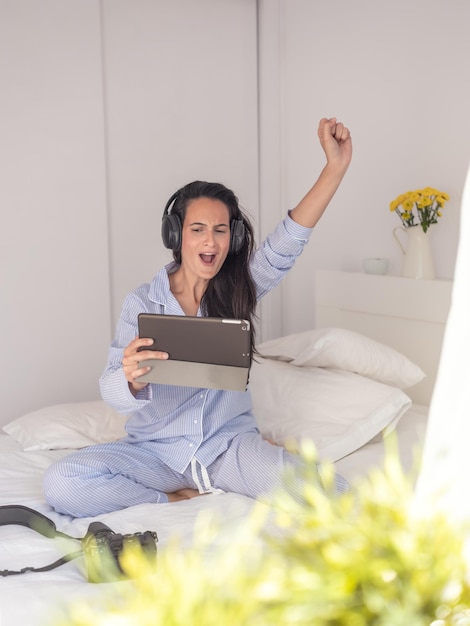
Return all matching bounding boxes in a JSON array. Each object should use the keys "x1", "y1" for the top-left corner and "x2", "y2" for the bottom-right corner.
[{"x1": 43, "y1": 431, "x2": 348, "y2": 517}]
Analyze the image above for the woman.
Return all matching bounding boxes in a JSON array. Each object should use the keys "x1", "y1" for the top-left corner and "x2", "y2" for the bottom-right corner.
[{"x1": 44, "y1": 117, "x2": 352, "y2": 517}]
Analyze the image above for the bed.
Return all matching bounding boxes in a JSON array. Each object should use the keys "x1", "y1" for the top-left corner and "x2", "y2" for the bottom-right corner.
[{"x1": 0, "y1": 270, "x2": 452, "y2": 626}]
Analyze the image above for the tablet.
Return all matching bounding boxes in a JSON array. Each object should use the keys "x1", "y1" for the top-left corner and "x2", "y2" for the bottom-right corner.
[{"x1": 136, "y1": 314, "x2": 251, "y2": 391}]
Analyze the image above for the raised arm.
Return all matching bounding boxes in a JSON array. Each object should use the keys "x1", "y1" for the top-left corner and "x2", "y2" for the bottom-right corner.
[{"x1": 289, "y1": 117, "x2": 352, "y2": 228}]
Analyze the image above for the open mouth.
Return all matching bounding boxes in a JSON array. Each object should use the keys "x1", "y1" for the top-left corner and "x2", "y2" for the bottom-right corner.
[{"x1": 200, "y1": 253, "x2": 216, "y2": 265}]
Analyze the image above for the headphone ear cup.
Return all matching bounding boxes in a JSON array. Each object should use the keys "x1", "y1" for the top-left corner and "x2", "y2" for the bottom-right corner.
[
  {"x1": 161, "y1": 213, "x2": 182, "y2": 251},
  {"x1": 230, "y1": 218, "x2": 245, "y2": 254}
]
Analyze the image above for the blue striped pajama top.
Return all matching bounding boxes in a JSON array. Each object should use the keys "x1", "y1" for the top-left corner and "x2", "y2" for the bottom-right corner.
[{"x1": 99, "y1": 214, "x2": 313, "y2": 475}]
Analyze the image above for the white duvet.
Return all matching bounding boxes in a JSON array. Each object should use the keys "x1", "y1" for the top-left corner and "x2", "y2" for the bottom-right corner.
[{"x1": 0, "y1": 403, "x2": 428, "y2": 626}]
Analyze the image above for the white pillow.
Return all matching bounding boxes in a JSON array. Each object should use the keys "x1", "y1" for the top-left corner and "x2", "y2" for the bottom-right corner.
[
  {"x1": 3, "y1": 401, "x2": 128, "y2": 451},
  {"x1": 256, "y1": 327, "x2": 425, "y2": 390},
  {"x1": 250, "y1": 357, "x2": 412, "y2": 462}
]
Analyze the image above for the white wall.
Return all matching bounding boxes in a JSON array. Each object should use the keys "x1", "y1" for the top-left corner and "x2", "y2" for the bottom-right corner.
[
  {"x1": 1, "y1": 0, "x2": 258, "y2": 426},
  {"x1": 0, "y1": 0, "x2": 111, "y2": 424},
  {"x1": 258, "y1": 0, "x2": 470, "y2": 336},
  {"x1": 101, "y1": 0, "x2": 259, "y2": 328}
]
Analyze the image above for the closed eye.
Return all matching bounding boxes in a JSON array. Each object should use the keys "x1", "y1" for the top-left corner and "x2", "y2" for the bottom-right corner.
[{"x1": 190, "y1": 227, "x2": 229, "y2": 234}]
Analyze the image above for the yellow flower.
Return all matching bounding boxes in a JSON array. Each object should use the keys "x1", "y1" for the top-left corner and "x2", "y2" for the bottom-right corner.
[
  {"x1": 437, "y1": 193, "x2": 449, "y2": 205},
  {"x1": 417, "y1": 195, "x2": 431, "y2": 209},
  {"x1": 389, "y1": 186, "x2": 449, "y2": 233}
]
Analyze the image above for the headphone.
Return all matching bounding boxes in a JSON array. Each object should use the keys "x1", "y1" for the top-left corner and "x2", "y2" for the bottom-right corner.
[{"x1": 161, "y1": 191, "x2": 245, "y2": 254}]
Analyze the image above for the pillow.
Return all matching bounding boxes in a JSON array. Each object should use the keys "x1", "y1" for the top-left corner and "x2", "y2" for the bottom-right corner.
[
  {"x1": 3, "y1": 400, "x2": 128, "y2": 451},
  {"x1": 250, "y1": 357, "x2": 412, "y2": 462},
  {"x1": 256, "y1": 327, "x2": 425, "y2": 390}
]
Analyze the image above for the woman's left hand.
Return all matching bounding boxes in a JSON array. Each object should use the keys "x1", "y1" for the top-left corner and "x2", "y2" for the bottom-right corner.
[{"x1": 317, "y1": 117, "x2": 352, "y2": 173}]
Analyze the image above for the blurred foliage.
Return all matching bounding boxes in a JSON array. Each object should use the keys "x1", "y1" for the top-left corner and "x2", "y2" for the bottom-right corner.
[{"x1": 54, "y1": 441, "x2": 470, "y2": 626}]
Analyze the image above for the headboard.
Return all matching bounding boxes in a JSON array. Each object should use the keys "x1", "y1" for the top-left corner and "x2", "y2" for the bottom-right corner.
[{"x1": 315, "y1": 270, "x2": 453, "y2": 406}]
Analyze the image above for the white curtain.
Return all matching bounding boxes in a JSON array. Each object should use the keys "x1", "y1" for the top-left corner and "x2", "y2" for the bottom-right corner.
[{"x1": 414, "y1": 162, "x2": 470, "y2": 522}]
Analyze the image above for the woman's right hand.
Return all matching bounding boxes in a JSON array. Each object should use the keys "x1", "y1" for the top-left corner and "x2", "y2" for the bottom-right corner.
[{"x1": 122, "y1": 336, "x2": 168, "y2": 395}]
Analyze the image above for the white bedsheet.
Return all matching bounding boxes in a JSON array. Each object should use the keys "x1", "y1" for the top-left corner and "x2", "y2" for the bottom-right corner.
[
  {"x1": 0, "y1": 404, "x2": 428, "y2": 626},
  {"x1": 335, "y1": 403, "x2": 429, "y2": 483}
]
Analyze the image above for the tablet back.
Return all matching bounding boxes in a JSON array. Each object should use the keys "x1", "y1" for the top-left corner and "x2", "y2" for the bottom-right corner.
[{"x1": 136, "y1": 314, "x2": 251, "y2": 391}]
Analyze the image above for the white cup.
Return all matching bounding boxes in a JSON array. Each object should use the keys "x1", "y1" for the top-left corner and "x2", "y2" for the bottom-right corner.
[{"x1": 363, "y1": 257, "x2": 389, "y2": 275}]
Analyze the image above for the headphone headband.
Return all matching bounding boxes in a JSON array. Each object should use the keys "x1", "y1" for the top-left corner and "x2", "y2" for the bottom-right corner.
[{"x1": 162, "y1": 191, "x2": 179, "y2": 218}]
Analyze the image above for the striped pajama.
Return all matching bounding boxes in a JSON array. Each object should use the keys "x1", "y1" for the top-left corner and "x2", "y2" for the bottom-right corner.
[{"x1": 44, "y1": 431, "x2": 349, "y2": 517}]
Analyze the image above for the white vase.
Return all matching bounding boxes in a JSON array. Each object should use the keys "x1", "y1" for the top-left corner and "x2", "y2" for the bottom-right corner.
[{"x1": 393, "y1": 225, "x2": 435, "y2": 280}]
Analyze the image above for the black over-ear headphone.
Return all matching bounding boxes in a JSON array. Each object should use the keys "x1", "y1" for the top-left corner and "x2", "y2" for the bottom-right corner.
[{"x1": 161, "y1": 191, "x2": 245, "y2": 254}]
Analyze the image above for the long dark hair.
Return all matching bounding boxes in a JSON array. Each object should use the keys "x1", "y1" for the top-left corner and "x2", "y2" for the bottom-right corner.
[{"x1": 167, "y1": 180, "x2": 257, "y2": 355}]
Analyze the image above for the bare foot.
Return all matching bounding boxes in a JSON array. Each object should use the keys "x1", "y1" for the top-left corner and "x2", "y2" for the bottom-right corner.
[{"x1": 167, "y1": 488, "x2": 203, "y2": 502}]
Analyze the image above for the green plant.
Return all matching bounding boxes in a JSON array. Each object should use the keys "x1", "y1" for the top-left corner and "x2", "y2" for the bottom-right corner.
[
  {"x1": 390, "y1": 187, "x2": 450, "y2": 233},
  {"x1": 53, "y1": 442, "x2": 470, "y2": 626}
]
